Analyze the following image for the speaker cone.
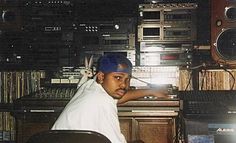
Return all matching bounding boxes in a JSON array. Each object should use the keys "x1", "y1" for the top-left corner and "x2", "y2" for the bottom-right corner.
[{"x1": 216, "y1": 28, "x2": 236, "y2": 60}]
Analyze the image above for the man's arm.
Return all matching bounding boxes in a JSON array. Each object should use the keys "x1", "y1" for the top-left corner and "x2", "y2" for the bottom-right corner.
[{"x1": 117, "y1": 88, "x2": 169, "y2": 104}]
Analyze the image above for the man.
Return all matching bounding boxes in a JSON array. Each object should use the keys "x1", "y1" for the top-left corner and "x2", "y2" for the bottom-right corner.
[{"x1": 52, "y1": 54, "x2": 168, "y2": 143}]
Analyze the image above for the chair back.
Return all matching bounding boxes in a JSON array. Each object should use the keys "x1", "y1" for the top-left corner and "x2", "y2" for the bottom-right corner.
[{"x1": 26, "y1": 130, "x2": 111, "y2": 143}]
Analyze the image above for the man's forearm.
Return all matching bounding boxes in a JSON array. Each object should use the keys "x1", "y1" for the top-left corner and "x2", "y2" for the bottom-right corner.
[{"x1": 118, "y1": 89, "x2": 167, "y2": 104}]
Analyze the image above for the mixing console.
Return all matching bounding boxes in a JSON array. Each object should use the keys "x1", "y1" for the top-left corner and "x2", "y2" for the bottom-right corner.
[{"x1": 178, "y1": 90, "x2": 236, "y2": 119}]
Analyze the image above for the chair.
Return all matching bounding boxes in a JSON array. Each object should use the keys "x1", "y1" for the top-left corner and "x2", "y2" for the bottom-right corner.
[{"x1": 26, "y1": 130, "x2": 111, "y2": 143}]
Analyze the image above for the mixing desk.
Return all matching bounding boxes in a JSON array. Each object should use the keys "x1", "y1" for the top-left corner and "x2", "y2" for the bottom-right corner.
[{"x1": 178, "y1": 90, "x2": 236, "y2": 119}]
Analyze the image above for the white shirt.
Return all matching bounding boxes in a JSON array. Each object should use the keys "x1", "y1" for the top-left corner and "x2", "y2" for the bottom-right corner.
[{"x1": 52, "y1": 79, "x2": 127, "y2": 143}]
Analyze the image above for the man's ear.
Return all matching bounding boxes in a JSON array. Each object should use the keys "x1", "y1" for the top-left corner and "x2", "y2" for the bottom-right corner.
[{"x1": 96, "y1": 71, "x2": 105, "y2": 84}]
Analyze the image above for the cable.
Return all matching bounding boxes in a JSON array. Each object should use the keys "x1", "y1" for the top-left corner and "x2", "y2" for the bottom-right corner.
[
  {"x1": 221, "y1": 67, "x2": 235, "y2": 90},
  {"x1": 200, "y1": 69, "x2": 207, "y2": 90},
  {"x1": 184, "y1": 70, "x2": 193, "y2": 91},
  {"x1": 188, "y1": 63, "x2": 205, "y2": 70},
  {"x1": 177, "y1": 112, "x2": 186, "y2": 143}
]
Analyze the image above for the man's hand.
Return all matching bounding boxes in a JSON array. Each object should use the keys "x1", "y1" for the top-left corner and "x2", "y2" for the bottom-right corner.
[
  {"x1": 118, "y1": 88, "x2": 172, "y2": 104},
  {"x1": 150, "y1": 89, "x2": 171, "y2": 99}
]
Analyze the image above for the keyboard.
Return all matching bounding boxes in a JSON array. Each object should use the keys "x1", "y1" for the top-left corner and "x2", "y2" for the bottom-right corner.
[{"x1": 178, "y1": 90, "x2": 236, "y2": 119}]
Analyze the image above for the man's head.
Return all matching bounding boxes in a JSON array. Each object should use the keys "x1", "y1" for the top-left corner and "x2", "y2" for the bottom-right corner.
[
  {"x1": 97, "y1": 53, "x2": 132, "y2": 75},
  {"x1": 96, "y1": 53, "x2": 132, "y2": 99}
]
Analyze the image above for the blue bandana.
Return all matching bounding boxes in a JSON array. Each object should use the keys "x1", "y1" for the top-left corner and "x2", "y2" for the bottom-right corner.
[{"x1": 97, "y1": 54, "x2": 132, "y2": 75}]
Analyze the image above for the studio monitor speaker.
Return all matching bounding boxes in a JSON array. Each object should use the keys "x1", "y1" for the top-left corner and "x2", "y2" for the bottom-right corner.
[
  {"x1": 0, "y1": 0, "x2": 21, "y2": 31},
  {"x1": 211, "y1": 0, "x2": 236, "y2": 66}
]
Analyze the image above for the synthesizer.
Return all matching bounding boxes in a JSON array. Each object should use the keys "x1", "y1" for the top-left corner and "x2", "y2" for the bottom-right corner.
[{"x1": 178, "y1": 90, "x2": 236, "y2": 119}]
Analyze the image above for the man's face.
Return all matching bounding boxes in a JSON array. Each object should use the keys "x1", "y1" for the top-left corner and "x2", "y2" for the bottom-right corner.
[{"x1": 97, "y1": 71, "x2": 131, "y2": 99}]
